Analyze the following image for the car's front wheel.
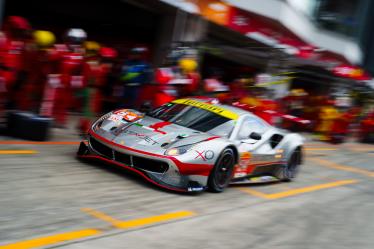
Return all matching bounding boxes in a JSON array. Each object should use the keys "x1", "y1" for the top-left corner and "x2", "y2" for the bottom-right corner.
[{"x1": 207, "y1": 148, "x2": 235, "y2": 193}]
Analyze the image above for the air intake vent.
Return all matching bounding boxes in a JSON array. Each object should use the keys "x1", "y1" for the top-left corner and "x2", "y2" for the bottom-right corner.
[
  {"x1": 132, "y1": 156, "x2": 169, "y2": 173},
  {"x1": 89, "y1": 137, "x2": 113, "y2": 159},
  {"x1": 114, "y1": 151, "x2": 131, "y2": 165}
]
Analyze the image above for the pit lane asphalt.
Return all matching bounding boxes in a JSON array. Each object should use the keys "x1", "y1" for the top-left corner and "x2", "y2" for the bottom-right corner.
[{"x1": 0, "y1": 128, "x2": 373, "y2": 249}]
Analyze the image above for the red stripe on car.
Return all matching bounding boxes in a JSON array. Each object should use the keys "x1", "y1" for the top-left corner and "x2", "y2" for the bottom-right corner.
[
  {"x1": 149, "y1": 121, "x2": 171, "y2": 135},
  {"x1": 205, "y1": 136, "x2": 220, "y2": 141},
  {"x1": 149, "y1": 121, "x2": 171, "y2": 129}
]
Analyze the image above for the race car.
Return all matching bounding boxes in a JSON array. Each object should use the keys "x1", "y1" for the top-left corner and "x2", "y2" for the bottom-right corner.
[{"x1": 77, "y1": 97, "x2": 304, "y2": 193}]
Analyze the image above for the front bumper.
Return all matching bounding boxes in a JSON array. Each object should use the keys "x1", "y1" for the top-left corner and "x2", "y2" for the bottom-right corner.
[{"x1": 77, "y1": 137, "x2": 206, "y2": 193}]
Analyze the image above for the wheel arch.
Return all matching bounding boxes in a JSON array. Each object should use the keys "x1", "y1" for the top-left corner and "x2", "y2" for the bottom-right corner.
[
  {"x1": 226, "y1": 145, "x2": 239, "y2": 164},
  {"x1": 294, "y1": 145, "x2": 303, "y2": 165},
  {"x1": 282, "y1": 133, "x2": 304, "y2": 163}
]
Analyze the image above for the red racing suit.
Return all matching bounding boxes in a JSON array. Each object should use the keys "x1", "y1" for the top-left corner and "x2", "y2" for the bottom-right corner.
[
  {"x1": 78, "y1": 56, "x2": 108, "y2": 132},
  {"x1": 0, "y1": 38, "x2": 29, "y2": 110},
  {"x1": 49, "y1": 45, "x2": 85, "y2": 126}
]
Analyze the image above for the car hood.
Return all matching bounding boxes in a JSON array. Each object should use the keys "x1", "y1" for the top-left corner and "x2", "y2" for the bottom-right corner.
[{"x1": 94, "y1": 114, "x2": 214, "y2": 155}]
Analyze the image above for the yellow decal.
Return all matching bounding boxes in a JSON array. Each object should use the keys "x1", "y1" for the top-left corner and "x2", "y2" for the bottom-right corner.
[{"x1": 172, "y1": 99, "x2": 239, "y2": 120}]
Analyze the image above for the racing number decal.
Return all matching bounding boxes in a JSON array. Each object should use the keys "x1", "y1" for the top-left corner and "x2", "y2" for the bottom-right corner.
[{"x1": 113, "y1": 109, "x2": 142, "y2": 122}]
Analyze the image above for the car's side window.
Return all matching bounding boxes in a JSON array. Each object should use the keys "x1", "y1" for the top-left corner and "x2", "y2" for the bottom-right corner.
[{"x1": 237, "y1": 116, "x2": 268, "y2": 140}]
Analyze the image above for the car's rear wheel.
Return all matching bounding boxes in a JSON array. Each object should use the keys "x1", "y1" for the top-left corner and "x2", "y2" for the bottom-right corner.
[
  {"x1": 208, "y1": 148, "x2": 235, "y2": 193},
  {"x1": 275, "y1": 148, "x2": 301, "y2": 181}
]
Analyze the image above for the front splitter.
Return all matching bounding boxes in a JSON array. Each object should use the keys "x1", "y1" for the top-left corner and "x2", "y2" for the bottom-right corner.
[{"x1": 77, "y1": 141, "x2": 205, "y2": 193}]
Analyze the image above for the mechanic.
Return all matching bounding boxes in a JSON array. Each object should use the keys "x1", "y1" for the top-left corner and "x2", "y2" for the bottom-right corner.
[
  {"x1": 27, "y1": 30, "x2": 58, "y2": 115},
  {"x1": 98, "y1": 47, "x2": 118, "y2": 113},
  {"x1": 54, "y1": 28, "x2": 86, "y2": 127},
  {"x1": 78, "y1": 45, "x2": 118, "y2": 133},
  {"x1": 120, "y1": 46, "x2": 152, "y2": 108},
  {"x1": 0, "y1": 16, "x2": 33, "y2": 110},
  {"x1": 78, "y1": 41, "x2": 101, "y2": 133}
]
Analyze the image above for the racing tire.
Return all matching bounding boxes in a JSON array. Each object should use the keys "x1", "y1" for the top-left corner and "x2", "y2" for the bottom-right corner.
[
  {"x1": 207, "y1": 148, "x2": 235, "y2": 193},
  {"x1": 275, "y1": 147, "x2": 301, "y2": 182}
]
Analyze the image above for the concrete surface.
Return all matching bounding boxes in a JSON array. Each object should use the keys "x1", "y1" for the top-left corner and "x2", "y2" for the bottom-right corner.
[{"x1": 0, "y1": 127, "x2": 373, "y2": 249}]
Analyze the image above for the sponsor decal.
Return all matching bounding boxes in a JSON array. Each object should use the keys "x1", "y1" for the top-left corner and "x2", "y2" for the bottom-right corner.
[
  {"x1": 248, "y1": 175, "x2": 277, "y2": 183},
  {"x1": 123, "y1": 129, "x2": 159, "y2": 145},
  {"x1": 187, "y1": 186, "x2": 204, "y2": 192},
  {"x1": 194, "y1": 150, "x2": 206, "y2": 161},
  {"x1": 239, "y1": 152, "x2": 251, "y2": 168},
  {"x1": 234, "y1": 172, "x2": 247, "y2": 178},
  {"x1": 172, "y1": 99, "x2": 239, "y2": 120},
  {"x1": 133, "y1": 122, "x2": 168, "y2": 134},
  {"x1": 108, "y1": 114, "x2": 123, "y2": 122},
  {"x1": 205, "y1": 150, "x2": 214, "y2": 160},
  {"x1": 113, "y1": 109, "x2": 142, "y2": 122}
]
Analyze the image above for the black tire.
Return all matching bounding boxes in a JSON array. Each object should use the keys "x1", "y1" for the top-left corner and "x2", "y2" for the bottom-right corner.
[
  {"x1": 208, "y1": 148, "x2": 235, "y2": 193},
  {"x1": 275, "y1": 148, "x2": 301, "y2": 181}
]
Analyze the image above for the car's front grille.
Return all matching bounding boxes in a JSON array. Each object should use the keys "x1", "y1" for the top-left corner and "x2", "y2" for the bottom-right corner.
[
  {"x1": 89, "y1": 136, "x2": 169, "y2": 174},
  {"x1": 90, "y1": 137, "x2": 113, "y2": 159},
  {"x1": 132, "y1": 156, "x2": 169, "y2": 174},
  {"x1": 114, "y1": 151, "x2": 131, "y2": 165}
]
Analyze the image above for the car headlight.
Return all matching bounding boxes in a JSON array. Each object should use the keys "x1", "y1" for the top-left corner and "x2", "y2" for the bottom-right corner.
[
  {"x1": 165, "y1": 144, "x2": 194, "y2": 156},
  {"x1": 92, "y1": 112, "x2": 112, "y2": 131}
]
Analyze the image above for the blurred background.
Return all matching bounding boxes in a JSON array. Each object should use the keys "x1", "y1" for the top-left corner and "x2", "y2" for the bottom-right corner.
[{"x1": 0, "y1": 0, "x2": 373, "y2": 143}]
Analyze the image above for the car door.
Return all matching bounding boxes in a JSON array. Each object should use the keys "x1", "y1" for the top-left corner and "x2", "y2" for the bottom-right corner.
[{"x1": 234, "y1": 115, "x2": 280, "y2": 177}]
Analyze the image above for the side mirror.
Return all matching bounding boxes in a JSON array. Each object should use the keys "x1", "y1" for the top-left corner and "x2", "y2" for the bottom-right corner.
[{"x1": 249, "y1": 132, "x2": 262, "y2": 140}]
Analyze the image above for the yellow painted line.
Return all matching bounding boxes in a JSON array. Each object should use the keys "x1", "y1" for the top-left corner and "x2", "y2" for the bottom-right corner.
[
  {"x1": 0, "y1": 229, "x2": 101, "y2": 249},
  {"x1": 116, "y1": 211, "x2": 196, "y2": 229},
  {"x1": 305, "y1": 148, "x2": 337, "y2": 151},
  {"x1": 239, "y1": 179, "x2": 358, "y2": 199},
  {"x1": 237, "y1": 187, "x2": 269, "y2": 199},
  {"x1": 81, "y1": 208, "x2": 123, "y2": 228},
  {"x1": 347, "y1": 147, "x2": 374, "y2": 152},
  {"x1": 0, "y1": 150, "x2": 38, "y2": 154},
  {"x1": 82, "y1": 208, "x2": 196, "y2": 229},
  {"x1": 264, "y1": 180, "x2": 358, "y2": 199},
  {"x1": 310, "y1": 158, "x2": 374, "y2": 177}
]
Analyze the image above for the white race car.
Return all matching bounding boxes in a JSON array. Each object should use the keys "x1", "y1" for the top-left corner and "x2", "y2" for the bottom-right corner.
[{"x1": 77, "y1": 97, "x2": 304, "y2": 193}]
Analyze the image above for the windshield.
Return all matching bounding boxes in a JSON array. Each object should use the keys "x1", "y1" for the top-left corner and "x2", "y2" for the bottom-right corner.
[{"x1": 148, "y1": 103, "x2": 235, "y2": 136}]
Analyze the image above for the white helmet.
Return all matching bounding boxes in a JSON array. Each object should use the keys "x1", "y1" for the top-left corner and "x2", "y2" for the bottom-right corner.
[{"x1": 65, "y1": 28, "x2": 87, "y2": 44}]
